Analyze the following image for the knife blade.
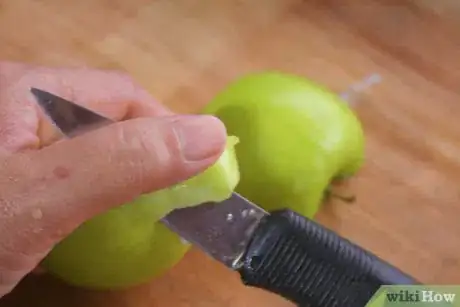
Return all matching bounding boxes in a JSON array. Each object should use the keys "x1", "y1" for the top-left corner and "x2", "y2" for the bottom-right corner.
[{"x1": 31, "y1": 87, "x2": 418, "y2": 307}]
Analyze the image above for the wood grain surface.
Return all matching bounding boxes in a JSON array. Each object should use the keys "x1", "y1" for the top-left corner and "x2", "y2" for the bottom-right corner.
[{"x1": 1, "y1": 0, "x2": 460, "y2": 306}]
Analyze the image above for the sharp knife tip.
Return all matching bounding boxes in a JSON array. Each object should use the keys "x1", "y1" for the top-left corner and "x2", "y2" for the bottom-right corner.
[
  {"x1": 30, "y1": 87, "x2": 43, "y2": 95},
  {"x1": 30, "y1": 87, "x2": 50, "y2": 102},
  {"x1": 29, "y1": 88, "x2": 60, "y2": 108}
]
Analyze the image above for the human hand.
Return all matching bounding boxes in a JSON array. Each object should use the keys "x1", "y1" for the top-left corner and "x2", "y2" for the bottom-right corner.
[{"x1": 0, "y1": 62, "x2": 226, "y2": 297}]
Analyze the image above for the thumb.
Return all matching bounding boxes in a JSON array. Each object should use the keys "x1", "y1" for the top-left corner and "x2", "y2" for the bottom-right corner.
[{"x1": 3, "y1": 115, "x2": 226, "y2": 256}]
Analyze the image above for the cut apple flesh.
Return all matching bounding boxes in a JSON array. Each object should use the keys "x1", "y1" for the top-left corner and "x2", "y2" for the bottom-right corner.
[{"x1": 141, "y1": 135, "x2": 240, "y2": 220}]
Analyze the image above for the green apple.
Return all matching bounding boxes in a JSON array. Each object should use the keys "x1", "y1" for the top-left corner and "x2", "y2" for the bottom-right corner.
[
  {"x1": 202, "y1": 72, "x2": 365, "y2": 218},
  {"x1": 42, "y1": 136, "x2": 240, "y2": 289}
]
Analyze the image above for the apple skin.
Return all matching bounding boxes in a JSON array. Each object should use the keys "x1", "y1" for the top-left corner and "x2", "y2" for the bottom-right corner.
[
  {"x1": 42, "y1": 137, "x2": 240, "y2": 289},
  {"x1": 202, "y1": 72, "x2": 365, "y2": 218},
  {"x1": 42, "y1": 214, "x2": 190, "y2": 289}
]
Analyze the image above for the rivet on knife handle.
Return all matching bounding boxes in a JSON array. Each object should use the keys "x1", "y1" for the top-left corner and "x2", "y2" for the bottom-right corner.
[{"x1": 236, "y1": 209, "x2": 418, "y2": 307}]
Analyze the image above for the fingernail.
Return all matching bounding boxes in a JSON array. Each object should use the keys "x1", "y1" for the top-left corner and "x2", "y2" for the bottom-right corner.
[{"x1": 175, "y1": 115, "x2": 227, "y2": 162}]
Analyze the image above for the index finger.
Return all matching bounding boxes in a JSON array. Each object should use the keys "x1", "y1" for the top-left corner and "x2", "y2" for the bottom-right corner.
[{"x1": 0, "y1": 62, "x2": 171, "y2": 151}]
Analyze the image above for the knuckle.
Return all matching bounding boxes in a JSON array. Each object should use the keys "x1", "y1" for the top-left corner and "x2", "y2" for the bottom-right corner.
[{"x1": 113, "y1": 119, "x2": 182, "y2": 185}]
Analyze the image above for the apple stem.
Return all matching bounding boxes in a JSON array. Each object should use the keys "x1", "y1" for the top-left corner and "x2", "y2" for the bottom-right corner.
[
  {"x1": 339, "y1": 73, "x2": 382, "y2": 106},
  {"x1": 325, "y1": 187, "x2": 356, "y2": 204}
]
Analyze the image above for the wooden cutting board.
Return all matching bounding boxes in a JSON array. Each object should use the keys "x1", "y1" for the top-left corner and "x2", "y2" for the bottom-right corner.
[{"x1": 1, "y1": 0, "x2": 460, "y2": 306}]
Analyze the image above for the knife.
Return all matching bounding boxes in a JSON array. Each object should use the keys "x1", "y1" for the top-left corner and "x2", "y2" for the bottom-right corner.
[{"x1": 30, "y1": 87, "x2": 418, "y2": 307}]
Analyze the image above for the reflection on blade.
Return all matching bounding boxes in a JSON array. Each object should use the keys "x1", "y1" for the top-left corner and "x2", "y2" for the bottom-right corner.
[
  {"x1": 31, "y1": 88, "x2": 114, "y2": 138},
  {"x1": 161, "y1": 192, "x2": 267, "y2": 268}
]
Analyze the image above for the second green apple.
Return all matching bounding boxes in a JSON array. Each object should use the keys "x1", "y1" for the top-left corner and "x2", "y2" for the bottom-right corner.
[{"x1": 202, "y1": 72, "x2": 365, "y2": 218}]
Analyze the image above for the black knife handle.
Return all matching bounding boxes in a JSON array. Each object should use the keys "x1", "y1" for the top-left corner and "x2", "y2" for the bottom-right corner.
[{"x1": 237, "y1": 209, "x2": 418, "y2": 307}]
